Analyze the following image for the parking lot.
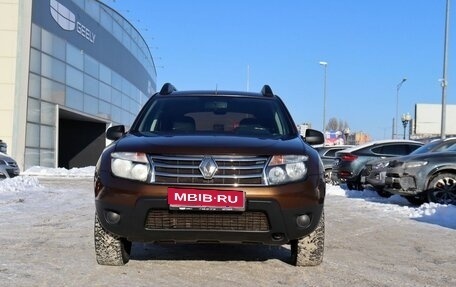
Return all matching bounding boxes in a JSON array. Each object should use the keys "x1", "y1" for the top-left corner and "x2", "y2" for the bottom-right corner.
[{"x1": 0, "y1": 177, "x2": 455, "y2": 287}]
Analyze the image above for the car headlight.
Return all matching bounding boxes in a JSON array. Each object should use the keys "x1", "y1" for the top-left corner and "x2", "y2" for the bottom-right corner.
[
  {"x1": 266, "y1": 155, "x2": 308, "y2": 185},
  {"x1": 373, "y1": 161, "x2": 389, "y2": 170},
  {"x1": 404, "y1": 161, "x2": 428, "y2": 169},
  {"x1": 111, "y1": 152, "x2": 150, "y2": 182}
]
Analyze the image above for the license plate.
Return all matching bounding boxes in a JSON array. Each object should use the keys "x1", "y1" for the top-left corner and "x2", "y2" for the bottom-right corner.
[{"x1": 168, "y1": 188, "x2": 245, "y2": 211}]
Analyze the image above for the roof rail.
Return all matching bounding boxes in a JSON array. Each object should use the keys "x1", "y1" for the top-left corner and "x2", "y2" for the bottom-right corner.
[
  {"x1": 159, "y1": 83, "x2": 177, "y2": 95},
  {"x1": 261, "y1": 85, "x2": 274, "y2": 97}
]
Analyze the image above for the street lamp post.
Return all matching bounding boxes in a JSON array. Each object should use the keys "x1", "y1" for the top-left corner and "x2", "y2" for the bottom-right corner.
[
  {"x1": 440, "y1": 0, "x2": 450, "y2": 140},
  {"x1": 319, "y1": 61, "x2": 328, "y2": 132},
  {"x1": 401, "y1": 113, "x2": 412, "y2": 140},
  {"x1": 395, "y1": 78, "x2": 407, "y2": 139}
]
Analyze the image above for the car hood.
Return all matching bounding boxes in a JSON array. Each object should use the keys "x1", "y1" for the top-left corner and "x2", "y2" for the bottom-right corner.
[{"x1": 113, "y1": 133, "x2": 310, "y2": 155}]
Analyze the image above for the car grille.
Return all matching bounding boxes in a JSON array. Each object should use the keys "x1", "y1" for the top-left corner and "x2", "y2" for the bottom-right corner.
[
  {"x1": 144, "y1": 210, "x2": 270, "y2": 231},
  {"x1": 150, "y1": 155, "x2": 268, "y2": 186}
]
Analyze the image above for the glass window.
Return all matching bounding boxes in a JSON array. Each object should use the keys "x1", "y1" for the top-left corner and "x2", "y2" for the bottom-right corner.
[
  {"x1": 122, "y1": 30, "x2": 131, "y2": 51},
  {"x1": 38, "y1": 149, "x2": 53, "y2": 167},
  {"x1": 111, "y1": 105, "x2": 122, "y2": 123},
  {"x1": 24, "y1": 148, "x2": 40, "y2": 170},
  {"x1": 84, "y1": 54, "x2": 99, "y2": 78},
  {"x1": 112, "y1": 20, "x2": 122, "y2": 42},
  {"x1": 26, "y1": 123, "x2": 40, "y2": 147},
  {"x1": 111, "y1": 87, "x2": 121, "y2": 105},
  {"x1": 99, "y1": 82, "x2": 111, "y2": 102},
  {"x1": 121, "y1": 94, "x2": 129, "y2": 111},
  {"x1": 41, "y1": 29, "x2": 65, "y2": 61},
  {"x1": 27, "y1": 98, "x2": 40, "y2": 123},
  {"x1": 372, "y1": 144, "x2": 409, "y2": 156},
  {"x1": 40, "y1": 125, "x2": 55, "y2": 149},
  {"x1": 85, "y1": 0, "x2": 100, "y2": 21},
  {"x1": 66, "y1": 87, "x2": 84, "y2": 111},
  {"x1": 99, "y1": 100, "x2": 111, "y2": 116},
  {"x1": 99, "y1": 63, "x2": 111, "y2": 84},
  {"x1": 30, "y1": 48, "x2": 41, "y2": 74},
  {"x1": 28, "y1": 73, "x2": 41, "y2": 99},
  {"x1": 66, "y1": 44, "x2": 84, "y2": 70},
  {"x1": 122, "y1": 110, "x2": 130, "y2": 126},
  {"x1": 84, "y1": 94, "x2": 98, "y2": 114},
  {"x1": 121, "y1": 79, "x2": 131, "y2": 95},
  {"x1": 66, "y1": 65, "x2": 83, "y2": 90},
  {"x1": 84, "y1": 74, "x2": 98, "y2": 97},
  {"x1": 42, "y1": 53, "x2": 65, "y2": 83},
  {"x1": 41, "y1": 77, "x2": 65, "y2": 105},
  {"x1": 41, "y1": 102, "x2": 56, "y2": 126},
  {"x1": 40, "y1": 149, "x2": 55, "y2": 167},
  {"x1": 111, "y1": 71, "x2": 122, "y2": 91},
  {"x1": 100, "y1": 8, "x2": 113, "y2": 33},
  {"x1": 31, "y1": 24, "x2": 41, "y2": 49}
]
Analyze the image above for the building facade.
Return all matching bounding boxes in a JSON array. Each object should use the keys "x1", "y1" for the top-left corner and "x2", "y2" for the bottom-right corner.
[{"x1": 0, "y1": 0, "x2": 156, "y2": 170}]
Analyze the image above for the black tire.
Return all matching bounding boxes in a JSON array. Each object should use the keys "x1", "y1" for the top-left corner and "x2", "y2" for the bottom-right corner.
[
  {"x1": 94, "y1": 213, "x2": 131, "y2": 266},
  {"x1": 348, "y1": 179, "x2": 363, "y2": 191},
  {"x1": 290, "y1": 211, "x2": 325, "y2": 267},
  {"x1": 427, "y1": 173, "x2": 456, "y2": 205},
  {"x1": 403, "y1": 195, "x2": 426, "y2": 206},
  {"x1": 375, "y1": 188, "x2": 392, "y2": 198}
]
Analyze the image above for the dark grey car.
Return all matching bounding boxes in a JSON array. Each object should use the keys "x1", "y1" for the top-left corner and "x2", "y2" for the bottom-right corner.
[
  {"x1": 364, "y1": 137, "x2": 456, "y2": 197},
  {"x1": 384, "y1": 143, "x2": 456, "y2": 205},
  {"x1": 315, "y1": 145, "x2": 352, "y2": 184},
  {"x1": 0, "y1": 152, "x2": 20, "y2": 179},
  {"x1": 331, "y1": 140, "x2": 423, "y2": 190}
]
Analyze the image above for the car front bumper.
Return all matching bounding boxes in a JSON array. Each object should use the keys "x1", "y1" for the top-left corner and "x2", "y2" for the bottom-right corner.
[
  {"x1": 95, "y1": 171, "x2": 325, "y2": 245},
  {"x1": 384, "y1": 175, "x2": 419, "y2": 196}
]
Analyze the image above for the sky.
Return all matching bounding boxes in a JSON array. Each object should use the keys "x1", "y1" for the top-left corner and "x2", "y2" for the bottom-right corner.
[
  {"x1": 0, "y1": 166, "x2": 453, "y2": 229},
  {"x1": 100, "y1": 0, "x2": 454, "y2": 140}
]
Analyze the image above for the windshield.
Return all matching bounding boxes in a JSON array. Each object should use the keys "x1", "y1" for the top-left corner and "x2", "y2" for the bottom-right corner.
[
  {"x1": 132, "y1": 96, "x2": 295, "y2": 138},
  {"x1": 410, "y1": 139, "x2": 456, "y2": 155}
]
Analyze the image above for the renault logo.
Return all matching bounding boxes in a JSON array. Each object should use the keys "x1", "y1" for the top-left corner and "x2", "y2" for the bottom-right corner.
[{"x1": 199, "y1": 156, "x2": 218, "y2": 179}]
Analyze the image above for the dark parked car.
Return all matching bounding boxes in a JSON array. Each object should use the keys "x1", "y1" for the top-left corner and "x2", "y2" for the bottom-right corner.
[
  {"x1": 0, "y1": 152, "x2": 20, "y2": 180},
  {"x1": 94, "y1": 83, "x2": 326, "y2": 266},
  {"x1": 384, "y1": 143, "x2": 456, "y2": 205},
  {"x1": 314, "y1": 145, "x2": 352, "y2": 184},
  {"x1": 364, "y1": 137, "x2": 456, "y2": 197},
  {"x1": 331, "y1": 139, "x2": 423, "y2": 190}
]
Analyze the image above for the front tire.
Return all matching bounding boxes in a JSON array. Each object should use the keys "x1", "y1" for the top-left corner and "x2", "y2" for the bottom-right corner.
[
  {"x1": 375, "y1": 188, "x2": 392, "y2": 198},
  {"x1": 94, "y1": 213, "x2": 131, "y2": 266},
  {"x1": 427, "y1": 173, "x2": 456, "y2": 205},
  {"x1": 403, "y1": 195, "x2": 426, "y2": 206},
  {"x1": 290, "y1": 211, "x2": 325, "y2": 266}
]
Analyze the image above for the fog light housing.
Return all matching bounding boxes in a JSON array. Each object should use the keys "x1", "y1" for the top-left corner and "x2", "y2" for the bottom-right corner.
[
  {"x1": 105, "y1": 211, "x2": 121, "y2": 224},
  {"x1": 296, "y1": 214, "x2": 311, "y2": 228}
]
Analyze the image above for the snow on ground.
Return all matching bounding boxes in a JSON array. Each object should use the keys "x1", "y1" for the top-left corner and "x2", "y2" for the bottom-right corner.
[{"x1": 1, "y1": 167, "x2": 455, "y2": 230}]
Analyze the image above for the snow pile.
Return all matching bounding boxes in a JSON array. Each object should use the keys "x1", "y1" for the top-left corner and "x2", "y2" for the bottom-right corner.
[
  {"x1": 0, "y1": 176, "x2": 44, "y2": 205},
  {"x1": 327, "y1": 184, "x2": 456, "y2": 230},
  {"x1": 22, "y1": 166, "x2": 95, "y2": 177},
  {"x1": 0, "y1": 175, "x2": 41, "y2": 192},
  {"x1": 409, "y1": 203, "x2": 456, "y2": 229}
]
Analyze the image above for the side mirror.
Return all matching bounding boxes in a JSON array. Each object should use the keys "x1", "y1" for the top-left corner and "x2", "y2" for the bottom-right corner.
[
  {"x1": 303, "y1": 129, "x2": 325, "y2": 145},
  {"x1": 106, "y1": 125, "x2": 125, "y2": 141}
]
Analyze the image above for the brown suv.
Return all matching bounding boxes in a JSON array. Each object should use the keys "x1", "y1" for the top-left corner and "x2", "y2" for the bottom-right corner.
[{"x1": 94, "y1": 83, "x2": 326, "y2": 266}]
